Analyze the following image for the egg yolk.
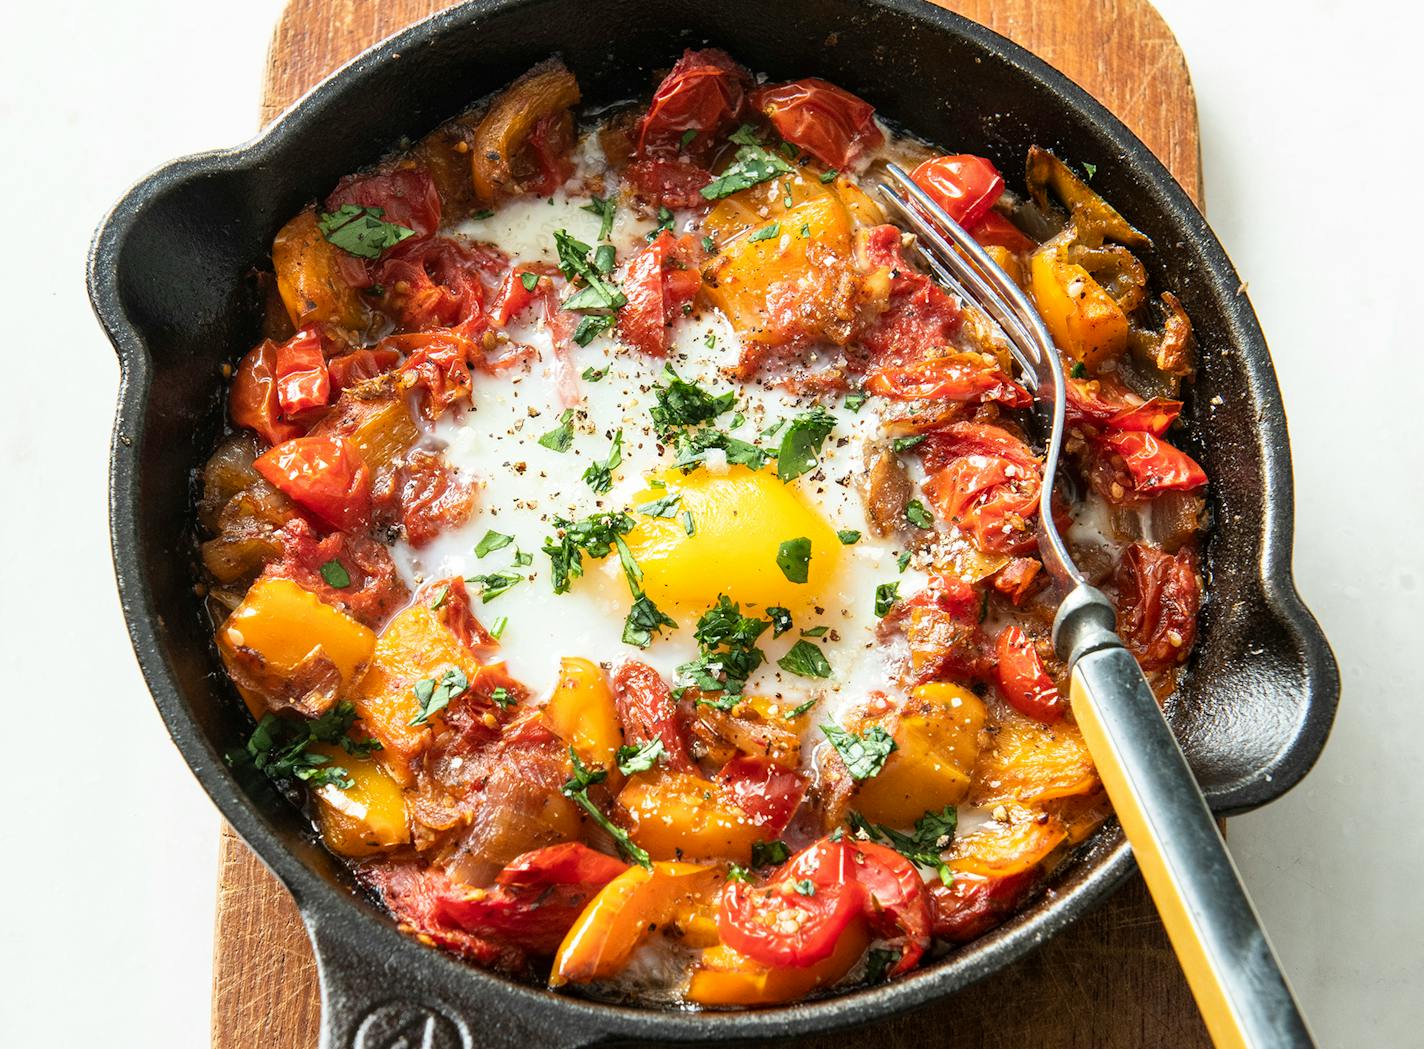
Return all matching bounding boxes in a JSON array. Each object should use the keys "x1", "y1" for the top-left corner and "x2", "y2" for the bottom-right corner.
[{"x1": 625, "y1": 465, "x2": 843, "y2": 615}]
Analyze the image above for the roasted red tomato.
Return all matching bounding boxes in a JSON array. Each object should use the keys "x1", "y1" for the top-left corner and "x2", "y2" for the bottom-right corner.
[
  {"x1": 612, "y1": 660, "x2": 695, "y2": 772},
  {"x1": 716, "y1": 756, "x2": 806, "y2": 835},
  {"x1": 1114, "y1": 543, "x2": 1201, "y2": 671},
  {"x1": 719, "y1": 876, "x2": 865, "y2": 968},
  {"x1": 995, "y1": 625, "x2": 1063, "y2": 723},
  {"x1": 1065, "y1": 377, "x2": 1181, "y2": 436},
  {"x1": 618, "y1": 232, "x2": 704, "y2": 356},
  {"x1": 846, "y1": 841, "x2": 932, "y2": 975},
  {"x1": 373, "y1": 447, "x2": 478, "y2": 547},
  {"x1": 230, "y1": 339, "x2": 304, "y2": 446},
  {"x1": 376, "y1": 236, "x2": 505, "y2": 333},
  {"x1": 326, "y1": 347, "x2": 402, "y2": 392},
  {"x1": 488, "y1": 264, "x2": 557, "y2": 326},
  {"x1": 920, "y1": 423, "x2": 1043, "y2": 556},
  {"x1": 856, "y1": 225, "x2": 964, "y2": 367},
  {"x1": 524, "y1": 111, "x2": 577, "y2": 197},
  {"x1": 254, "y1": 434, "x2": 372, "y2": 532},
  {"x1": 390, "y1": 329, "x2": 480, "y2": 419},
  {"x1": 910, "y1": 154, "x2": 1005, "y2": 230},
  {"x1": 272, "y1": 328, "x2": 330, "y2": 416},
  {"x1": 752, "y1": 78, "x2": 884, "y2": 168},
  {"x1": 435, "y1": 843, "x2": 627, "y2": 955},
  {"x1": 623, "y1": 157, "x2": 713, "y2": 209},
  {"x1": 1098, "y1": 430, "x2": 1207, "y2": 494},
  {"x1": 265, "y1": 517, "x2": 409, "y2": 629},
  {"x1": 637, "y1": 48, "x2": 752, "y2": 157},
  {"x1": 326, "y1": 168, "x2": 442, "y2": 240},
  {"x1": 971, "y1": 210, "x2": 1037, "y2": 253},
  {"x1": 866, "y1": 353, "x2": 1030, "y2": 408},
  {"x1": 928, "y1": 869, "x2": 1038, "y2": 943}
]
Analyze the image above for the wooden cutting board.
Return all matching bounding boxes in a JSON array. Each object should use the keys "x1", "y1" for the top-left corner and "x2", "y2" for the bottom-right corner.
[{"x1": 215, "y1": 2, "x2": 1208, "y2": 1046}]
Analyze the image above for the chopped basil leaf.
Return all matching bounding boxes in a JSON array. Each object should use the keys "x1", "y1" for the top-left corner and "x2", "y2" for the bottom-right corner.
[
  {"x1": 572, "y1": 314, "x2": 617, "y2": 346},
  {"x1": 726, "y1": 863, "x2": 750, "y2": 882},
  {"x1": 538, "y1": 408, "x2": 576, "y2": 452},
  {"x1": 701, "y1": 235, "x2": 716, "y2": 253},
  {"x1": 582, "y1": 429, "x2": 623, "y2": 494},
  {"x1": 430, "y1": 585, "x2": 450, "y2": 610},
  {"x1": 542, "y1": 511, "x2": 636, "y2": 594},
  {"x1": 316, "y1": 204, "x2": 416, "y2": 259},
  {"x1": 561, "y1": 749, "x2": 651, "y2": 868},
  {"x1": 410, "y1": 668, "x2": 468, "y2": 726},
  {"x1": 593, "y1": 243, "x2": 617, "y2": 275},
  {"x1": 677, "y1": 595, "x2": 769, "y2": 696},
  {"x1": 519, "y1": 270, "x2": 540, "y2": 292},
  {"x1": 892, "y1": 434, "x2": 926, "y2": 453},
  {"x1": 849, "y1": 806, "x2": 957, "y2": 883},
  {"x1": 776, "y1": 537, "x2": 812, "y2": 584},
  {"x1": 822, "y1": 723, "x2": 896, "y2": 780},
  {"x1": 798, "y1": 222, "x2": 810, "y2": 238},
  {"x1": 469, "y1": 208, "x2": 495, "y2": 220},
  {"x1": 512, "y1": 548, "x2": 533, "y2": 567},
  {"x1": 231, "y1": 701, "x2": 380, "y2": 791},
  {"x1": 864, "y1": 947, "x2": 898, "y2": 983},
  {"x1": 680, "y1": 128, "x2": 698, "y2": 150},
  {"x1": 700, "y1": 144, "x2": 795, "y2": 200},
  {"x1": 580, "y1": 195, "x2": 617, "y2": 240},
  {"x1": 553, "y1": 229, "x2": 626, "y2": 310},
  {"x1": 672, "y1": 426, "x2": 770, "y2": 473},
  {"x1": 837, "y1": 529, "x2": 861, "y2": 545},
  {"x1": 748, "y1": 221, "x2": 781, "y2": 243},
  {"x1": 637, "y1": 493, "x2": 682, "y2": 518},
  {"x1": 318, "y1": 559, "x2": 351, "y2": 588},
  {"x1": 704, "y1": 331, "x2": 717, "y2": 349},
  {"x1": 896, "y1": 550, "x2": 912, "y2": 573},
  {"x1": 778, "y1": 639, "x2": 832, "y2": 679},
  {"x1": 615, "y1": 737, "x2": 666, "y2": 775},
  {"x1": 776, "y1": 405, "x2": 836, "y2": 482},
  {"x1": 788, "y1": 697, "x2": 817, "y2": 718},
  {"x1": 1082, "y1": 161, "x2": 1098, "y2": 179},
  {"x1": 466, "y1": 570, "x2": 524, "y2": 603},
  {"x1": 623, "y1": 593, "x2": 677, "y2": 648},
  {"x1": 874, "y1": 581, "x2": 900, "y2": 618},
  {"x1": 905, "y1": 499, "x2": 934, "y2": 529},
  {"x1": 751, "y1": 839, "x2": 790, "y2": 868},
  {"x1": 767, "y1": 606, "x2": 793, "y2": 638},
  {"x1": 475, "y1": 530, "x2": 515, "y2": 558},
  {"x1": 729, "y1": 123, "x2": 763, "y2": 146}
]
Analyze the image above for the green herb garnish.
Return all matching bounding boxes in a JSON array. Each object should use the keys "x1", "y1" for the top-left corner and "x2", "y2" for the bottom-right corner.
[
  {"x1": 538, "y1": 408, "x2": 576, "y2": 452},
  {"x1": 776, "y1": 537, "x2": 812, "y2": 584},
  {"x1": 410, "y1": 668, "x2": 469, "y2": 726},
  {"x1": 318, "y1": 559, "x2": 351, "y2": 588},
  {"x1": 317, "y1": 204, "x2": 415, "y2": 259},
  {"x1": 700, "y1": 144, "x2": 795, "y2": 200},
  {"x1": 582, "y1": 429, "x2": 623, "y2": 494},
  {"x1": 475, "y1": 530, "x2": 515, "y2": 558},
  {"x1": 776, "y1": 405, "x2": 836, "y2": 482},
  {"x1": 778, "y1": 639, "x2": 832, "y2": 679},
  {"x1": 822, "y1": 723, "x2": 896, "y2": 780},
  {"x1": 561, "y1": 749, "x2": 651, "y2": 868}
]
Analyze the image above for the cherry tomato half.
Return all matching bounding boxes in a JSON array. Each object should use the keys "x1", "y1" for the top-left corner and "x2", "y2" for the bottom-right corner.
[
  {"x1": 611, "y1": 660, "x2": 695, "y2": 772},
  {"x1": 995, "y1": 625, "x2": 1064, "y2": 723},
  {"x1": 717, "y1": 756, "x2": 806, "y2": 835},
  {"x1": 719, "y1": 877, "x2": 865, "y2": 967},
  {"x1": 1099, "y1": 430, "x2": 1207, "y2": 494},
  {"x1": 910, "y1": 155, "x2": 1005, "y2": 230},
  {"x1": 618, "y1": 232, "x2": 704, "y2": 357},
  {"x1": 846, "y1": 841, "x2": 932, "y2": 975},
  {"x1": 637, "y1": 49, "x2": 751, "y2": 157},
  {"x1": 326, "y1": 348, "x2": 402, "y2": 393},
  {"x1": 866, "y1": 355, "x2": 1031, "y2": 408},
  {"x1": 752, "y1": 78, "x2": 884, "y2": 169},
  {"x1": 254, "y1": 435, "x2": 372, "y2": 532},
  {"x1": 230, "y1": 339, "x2": 304, "y2": 447}
]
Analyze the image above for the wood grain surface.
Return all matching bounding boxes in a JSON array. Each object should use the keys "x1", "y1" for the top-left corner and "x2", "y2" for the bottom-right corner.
[{"x1": 216, "y1": 2, "x2": 1207, "y2": 1047}]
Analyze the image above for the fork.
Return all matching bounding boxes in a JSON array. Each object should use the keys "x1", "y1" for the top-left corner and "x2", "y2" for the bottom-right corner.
[{"x1": 877, "y1": 162, "x2": 1316, "y2": 1049}]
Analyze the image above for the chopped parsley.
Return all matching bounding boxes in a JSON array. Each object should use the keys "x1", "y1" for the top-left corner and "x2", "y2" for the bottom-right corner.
[
  {"x1": 650, "y1": 365, "x2": 736, "y2": 436},
  {"x1": 751, "y1": 839, "x2": 791, "y2": 867},
  {"x1": 623, "y1": 593, "x2": 678, "y2": 648},
  {"x1": 776, "y1": 405, "x2": 836, "y2": 482},
  {"x1": 572, "y1": 314, "x2": 617, "y2": 346},
  {"x1": 767, "y1": 606, "x2": 793, "y2": 638},
  {"x1": 700, "y1": 144, "x2": 795, "y2": 200},
  {"x1": 864, "y1": 947, "x2": 898, "y2": 983},
  {"x1": 1082, "y1": 161, "x2": 1098, "y2": 180},
  {"x1": 593, "y1": 243, "x2": 617, "y2": 275},
  {"x1": 649, "y1": 206, "x2": 676, "y2": 238},
  {"x1": 553, "y1": 229, "x2": 626, "y2": 311},
  {"x1": 896, "y1": 550, "x2": 912, "y2": 573},
  {"x1": 819, "y1": 169, "x2": 839, "y2": 184},
  {"x1": 843, "y1": 391, "x2": 868, "y2": 412},
  {"x1": 581, "y1": 366, "x2": 607, "y2": 382},
  {"x1": 788, "y1": 697, "x2": 817, "y2": 718},
  {"x1": 778, "y1": 639, "x2": 832, "y2": 679},
  {"x1": 673, "y1": 426, "x2": 771, "y2": 472},
  {"x1": 316, "y1": 204, "x2": 415, "y2": 259},
  {"x1": 822, "y1": 723, "x2": 897, "y2": 780},
  {"x1": 542, "y1": 511, "x2": 636, "y2": 594},
  {"x1": 318, "y1": 559, "x2": 351, "y2": 589},
  {"x1": 892, "y1": 434, "x2": 927, "y2": 453},
  {"x1": 775, "y1": 537, "x2": 812, "y2": 584},
  {"x1": 905, "y1": 499, "x2": 934, "y2": 529},
  {"x1": 615, "y1": 737, "x2": 666, "y2": 775},
  {"x1": 1070, "y1": 361, "x2": 1086, "y2": 379},
  {"x1": 488, "y1": 616, "x2": 508, "y2": 640},
  {"x1": 410, "y1": 668, "x2": 468, "y2": 726},
  {"x1": 490, "y1": 685, "x2": 514, "y2": 709},
  {"x1": 232, "y1": 701, "x2": 380, "y2": 791},
  {"x1": 748, "y1": 221, "x2": 781, "y2": 243},
  {"x1": 800, "y1": 626, "x2": 828, "y2": 638},
  {"x1": 849, "y1": 806, "x2": 957, "y2": 883},
  {"x1": 837, "y1": 529, "x2": 861, "y2": 545},
  {"x1": 561, "y1": 749, "x2": 651, "y2": 868},
  {"x1": 537, "y1": 408, "x2": 576, "y2": 452},
  {"x1": 874, "y1": 581, "x2": 900, "y2": 618},
  {"x1": 679, "y1": 595, "x2": 769, "y2": 696},
  {"x1": 728, "y1": 123, "x2": 763, "y2": 147},
  {"x1": 680, "y1": 128, "x2": 699, "y2": 150},
  {"x1": 793, "y1": 879, "x2": 817, "y2": 897},
  {"x1": 681, "y1": 511, "x2": 696, "y2": 535},
  {"x1": 475, "y1": 530, "x2": 515, "y2": 558},
  {"x1": 582, "y1": 429, "x2": 623, "y2": 494}
]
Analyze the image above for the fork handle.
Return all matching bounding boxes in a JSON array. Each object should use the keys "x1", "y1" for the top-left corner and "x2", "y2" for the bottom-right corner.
[{"x1": 1058, "y1": 587, "x2": 1316, "y2": 1049}]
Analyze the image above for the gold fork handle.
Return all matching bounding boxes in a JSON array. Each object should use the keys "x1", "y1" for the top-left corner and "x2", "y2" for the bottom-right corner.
[{"x1": 1069, "y1": 644, "x2": 1315, "y2": 1049}]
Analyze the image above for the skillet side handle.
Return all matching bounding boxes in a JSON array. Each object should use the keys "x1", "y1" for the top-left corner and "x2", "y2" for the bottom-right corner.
[
  {"x1": 1055, "y1": 585, "x2": 1317, "y2": 1049},
  {"x1": 304, "y1": 915, "x2": 588, "y2": 1049}
]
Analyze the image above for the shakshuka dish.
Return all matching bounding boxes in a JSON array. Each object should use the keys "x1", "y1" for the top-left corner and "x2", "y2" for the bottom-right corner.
[{"x1": 201, "y1": 51, "x2": 1207, "y2": 1005}]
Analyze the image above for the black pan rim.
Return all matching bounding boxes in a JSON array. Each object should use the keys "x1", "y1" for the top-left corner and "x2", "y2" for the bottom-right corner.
[{"x1": 88, "y1": 0, "x2": 1339, "y2": 1039}]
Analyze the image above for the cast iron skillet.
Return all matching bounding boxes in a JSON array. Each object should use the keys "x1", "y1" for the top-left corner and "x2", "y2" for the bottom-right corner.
[{"x1": 88, "y1": 0, "x2": 1338, "y2": 1045}]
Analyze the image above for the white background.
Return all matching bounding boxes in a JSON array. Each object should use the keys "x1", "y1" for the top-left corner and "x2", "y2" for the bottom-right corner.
[{"x1": 1, "y1": 1, "x2": 1417, "y2": 1045}]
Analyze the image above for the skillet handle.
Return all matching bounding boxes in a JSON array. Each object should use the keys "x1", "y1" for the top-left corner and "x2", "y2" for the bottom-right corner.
[
  {"x1": 1056, "y1": 585, "x2": 1317, "y2": 1049},
  {"x1": 304, "y1": 915, "x2": 591, "y2": 1049}
]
